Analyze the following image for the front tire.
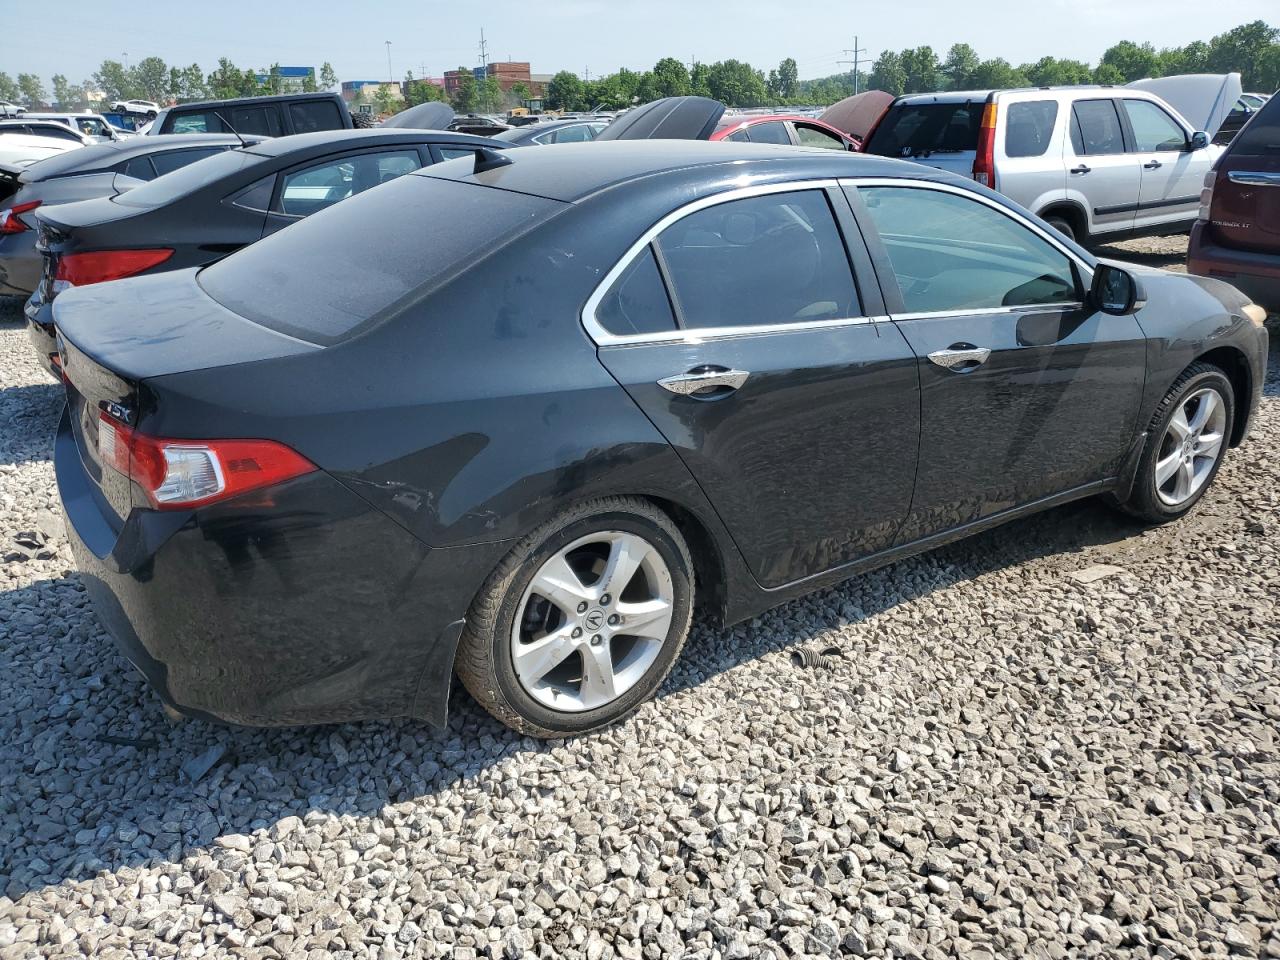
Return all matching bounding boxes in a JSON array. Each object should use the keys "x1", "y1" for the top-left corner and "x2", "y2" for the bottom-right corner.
[
  {"x1": 456, "y1": 497, "x2": 694, "y2": 737},
  {"x1": 1114, "y1": 362, "x2": 1234, "y2": 524},
  {"x1": 1044, "y1": 215, "x2": 1077, "y2": 243}
]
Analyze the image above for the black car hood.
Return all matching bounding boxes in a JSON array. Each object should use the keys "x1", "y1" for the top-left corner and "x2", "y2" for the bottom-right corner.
[
  {"x1": 596, "y1": 97, "x2": 726, "y2": 141},
  {"x1": 54, "y1": 268, "x2": 317, "y2": 380},
  {"x1": 382, "y1": 102, "x2": 455, "y2": 130}
]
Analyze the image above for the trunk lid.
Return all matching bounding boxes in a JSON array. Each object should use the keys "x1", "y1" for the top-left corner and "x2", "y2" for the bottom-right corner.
[
  {"x1": 1209, "y1": 93, "x2": 1280, "y2": 253},
  {"x1": 819, "y1": 90, "x2": 894, "y2": 144},
  {"x1": 596, "y1": 96, "x2": 726, "y2": 141}
]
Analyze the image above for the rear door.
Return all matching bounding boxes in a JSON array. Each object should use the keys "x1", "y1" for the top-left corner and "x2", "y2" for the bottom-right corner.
[
  {"x1": 997, "y1": 97, "x2": 1066, "y2": 209},
  {"x1": 848, "y1": 179, "x2": 1146, "y2": 540},
  {"x1": 260, "y1": 147, "x2": 429, "y2": 236},
  {"x1": 1119, "y1": 98, "x2": 1208, "y2": 230},
  {"x1": 1068, "y1": 99, "x2": 1139, "y2": 236},
  {"x1": 589, "y1": 183, "x2": 921, "y2": 589},
  {"x1": 1209, "y1": 94, "x2": 1280, "y2": 252}
]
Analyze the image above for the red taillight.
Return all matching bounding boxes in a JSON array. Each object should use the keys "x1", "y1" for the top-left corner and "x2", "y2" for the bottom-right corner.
[
  {"x1": 55, "y1": 248, "x2": 174, "y2": 287},
  {"x1": 97, "y1": 411, "x2": 316, "y2": 509},
  {"x1": 0, "y1": 200, "x2": 41, "y2": 234},
  {"x1": 973, "y1": 101, "x2": 997, "y2": 188}
]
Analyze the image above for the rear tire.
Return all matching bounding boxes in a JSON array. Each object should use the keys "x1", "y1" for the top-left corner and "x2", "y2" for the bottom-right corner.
[
  {"x1": 1112, "y1": 362, "x2": 1234, "y2": 524},
  {"x1": 1044, "y1": 215, "x2": 1077, "y2": 243},
  {"x1": 351, "y1": 112, "x2": 378, "y2": 129},
  {"x1": 456, "y1": 497, "x2": 694, "y2": 737}
]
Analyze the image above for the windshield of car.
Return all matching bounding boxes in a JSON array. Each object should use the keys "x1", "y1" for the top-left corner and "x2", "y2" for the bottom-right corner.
[
  {"x1": 112, "y1": 149, "x2": 266, "y2": 207},
  {"x1": 864, "y1": 101, "x2": 985, "y2": 158},
  {"x1": 199, "y1": 174, "x2": 564, "y2": 345}
]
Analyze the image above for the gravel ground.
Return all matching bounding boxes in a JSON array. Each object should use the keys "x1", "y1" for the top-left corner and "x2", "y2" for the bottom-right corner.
[{"x1": 1, "y1": 237, "x2": 1279, "y2": 960}]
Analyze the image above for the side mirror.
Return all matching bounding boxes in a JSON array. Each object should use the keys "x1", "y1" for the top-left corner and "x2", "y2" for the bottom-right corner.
[
  {"x1": 1189, "y1": 131, "x2": 1210, "y2": 150},
  {"x1": 1091, "y1": 263, "x2": 1146, "y2": 316}
]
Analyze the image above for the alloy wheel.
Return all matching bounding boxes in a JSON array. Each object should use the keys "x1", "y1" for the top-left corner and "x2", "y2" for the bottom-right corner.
[
  {"x1": 511, "y1": 531, "x2": 675, "y2": 712},
  {"x1": 1154, "y1": 386, "x2": 1227, "y2": 507}
]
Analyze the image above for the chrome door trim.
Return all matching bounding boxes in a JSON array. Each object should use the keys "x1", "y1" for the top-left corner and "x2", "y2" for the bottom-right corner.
[
  {"x1": 580, "y1": 179, "x2": 886, "y2": 347},
  {"x1": 891, "y1": 301, "x2": 1085, "y2": 323},
  {"x1": 928, "y1": 347, "x2": 992, "y2": 369},
  {"x1": 1227, "y1": 171, "x2": 1280, "y2": 187},
  {"x1": 838, "y1": 176, "x2": 1097, "y2": 284},
  {"x1": 658, "y1": 368, "x2": 751, "y2": 395}
]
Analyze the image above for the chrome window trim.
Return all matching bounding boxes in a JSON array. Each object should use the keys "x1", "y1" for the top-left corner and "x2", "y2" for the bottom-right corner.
[
  {"x1": 840, "y1": 176, "x2": 1096, "y2": 286},
  {"x1": 892, "y1": 302, "x2": 1085, "y2": 322},
  {"x1": 581, "y1": 178, "x2": 882, "y2": 347}
]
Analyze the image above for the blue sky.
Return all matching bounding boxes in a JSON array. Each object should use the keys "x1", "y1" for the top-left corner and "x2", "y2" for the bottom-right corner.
[{"x1": 3, "y1": 0, "x2": 1274, "y2": 85}]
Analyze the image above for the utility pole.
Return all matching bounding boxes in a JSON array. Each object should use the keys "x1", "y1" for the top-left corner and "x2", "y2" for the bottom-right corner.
[
  {"x1": 839, "y1": 36, "x2": 868, "y2": 95},
  {"x1": 385, "y1": 41, "x2": 393, "y2": 83},
  {"x1": 478, "y1": 29, "x2": 489, "y2": 71}
]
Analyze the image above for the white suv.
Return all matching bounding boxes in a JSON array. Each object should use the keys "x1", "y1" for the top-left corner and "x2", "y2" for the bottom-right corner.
[
  {"x1": 863, "y1": 84, "x2": 1228, "y2": 245},
  {"x1": 112, "y1": 99, "x2": 160, "y2": 117}
]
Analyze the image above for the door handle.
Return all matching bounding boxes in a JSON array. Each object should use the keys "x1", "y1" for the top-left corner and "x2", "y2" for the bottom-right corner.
[
  {"x1": 928, "y1": 346, "x2": 992, "y2": 371},
  {"x1": 1144, "y1": 160, "x2": 1163, "y2": 170},
  {"x1": 658, "y1": 367, "x2": 750, "y2": 396},
  {"x1": 1070, "y1": 164, "x2": 1091, "y2": 175}
]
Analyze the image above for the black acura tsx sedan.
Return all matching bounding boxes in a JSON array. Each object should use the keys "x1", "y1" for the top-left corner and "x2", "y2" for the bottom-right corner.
[{"x1": 51, "y1": 141, "x2": 1268, "y2": 737}]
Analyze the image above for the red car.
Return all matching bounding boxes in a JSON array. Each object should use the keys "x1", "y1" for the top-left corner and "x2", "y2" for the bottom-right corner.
[
  {"x1": 711, "y1": 114, "x2": 860, "y2": 151},
  {"x1": 1188, "y1": 90, "x2": 1280, "y2": 310}
]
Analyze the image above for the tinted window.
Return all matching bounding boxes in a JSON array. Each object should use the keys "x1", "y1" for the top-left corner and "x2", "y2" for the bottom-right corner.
[
  {"x1": 655, "y1": 190, "x2": 859, "y2": 330},
  {"x1": 551, "y1": 123, "x2": 596, "y2": 143},
  {"x1": 865, "y1": 102, "x2": 984, "y2": 157},
  {"x1": 860, "y1": 186, "x2": 1077, "y2": 313},
  {"x1": 596, "y1": 247, "x2": 677, "y2": 336},
  {"x1": 1122, "y1": 100, "x2": 1186, "y2": 152},
  {"x1": 114, "y1": 150, "x2": 266, "y2": 207},
  {"x1": 277, "y1": 149, "x2": 422, "y2": 216},
  {"x1": 1071, "y1": 100, "x2": 1125, "y2": 155},
  {"x1": 1231, "y1": 95, "x2": 1280, "y2": 155},
  {"x1": 795, "y1": 124, "x2": 845, "y2": 149},
  {"x1": 169, "y1": 112, "x2": 214, "y2": 134},
  {"x1": 230, "y1": 175, "x2": 274, "y2": 211},
  {"x1": 200, "y1": 175, "x2": 561, "y2": 345},
  {"x1": 439, "y1": 147, "x2": 479, "y2": 161},
  {"x1": 747, "y1": 122, "x2": 790, "y2": 145},
  {"x1": 229, "y1": 106, "x2": 283, "y2": 138},
  {"x1": 1004, "y1": 101, "x2": 1058, "y2": 158},
  {"x1": 151, "y1": 147, "x2": 225, "y2": 176},
  {"x1": 726, "y1": 130, "x2": 750, "y2": 143},
  {"x1": 122, "y1": 156, "x2": 157, "y2": 180},
  {"x1": 289, "y1": 100, "x2": 343, "y2": 134}
]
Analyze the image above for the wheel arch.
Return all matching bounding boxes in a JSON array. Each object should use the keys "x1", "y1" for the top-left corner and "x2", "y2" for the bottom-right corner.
[
  {"x1": 641, "y1": 494, "x2": 732, "y2": 624},
  {"x1": 1036, "y1": 199, "x2": 1089, "y2": 241},
  {"x1": 1194, "y1": 346, "x2": 1254, "y2": 446}
]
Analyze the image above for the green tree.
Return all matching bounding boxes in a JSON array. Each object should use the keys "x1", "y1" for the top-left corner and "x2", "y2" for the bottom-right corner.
[
  {"x1": 900, "y1": 46, "x2": 942, "y2": 93},
  {"x1": 942, "y1": 43, "x2": 980, "y2": 89},
  {"x1": 262, "y1": 63, "x2": 285, "y2": 96},
  {"x1": 1100, "y1": 40, "x2": 1159, "y2": 81},
  {"x1": 94, "y1": 59, "x2": 135, "y2": 101},
  {"x1": 868, "y1": 51, "x2": 906, "y2": 95},
  {"x1": 0, "y1": 72, "x2": 18, "y2": 102},
  {"x1": 509, "y1": 81, "x2": 530, "y2": 105},
  {"x1": 373, "y1": 84, "x2": 398, "y2": 115},
  {"x1": 650, "y1": 57, "x2": 691, "y2": 99},
  {"x1": 207, "y1": 58, "x2": 244, "y2": 99},
  {"x1": 1024, "y1": 56, "x2": 1093, "y2": 86},
  {"x1": 301, "y1": 69, "x2": 317, "y2": 93},
  {"x1": 1207, "y1": 20, "x2": 1279, "y2": 90},
  {"x1": 690, "y1": 62, "x2": 712, "y2": 98},
  {"x1": 1093, "y1": 63, "x2": 1125, "y2": 84},
  {"x1": 968, "y1": 58, "x2": 1029, "y2": 89},
  {"x1": 451, "y1": 66, "x2": 478, "y2": 112},
  {"x1": 1157, "y1": 40, "x2": 1209, "y2": 76},
  {"x1": 51, "y1": 74, "x2": 79, "y2": 108},
  {"x1": 17, "y1": 73, "x2": 47, "y2": 107},
  {"x1": 178, "y1": 63, "x2": 207, "y2": 101},
  {"x1": 773, "y1": 57, "x2": 799, "y2": 100},
  {"x1": 132, "y1": 56, "x2": 170, "y2": 101},
  {"x1": 320, "y1": 62, "x2": 339, "y2": 91},
  {"x1": 703, "y1": 60, "x2": 768, "y2": 107},
  {"x1": 545, "y1": 70, "x2": 585, "y2": 111},
  {"x1": 475, "y1": 76, "x2": 504, "y2": 112}
]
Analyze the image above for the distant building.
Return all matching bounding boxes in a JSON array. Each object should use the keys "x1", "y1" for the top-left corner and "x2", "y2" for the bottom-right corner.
[
  {"x1": 254, "y1": 66, "x2": 316, "y2": 92},
  {"x1": 443, "y1": 62, "x2": 546, "y2": 99},
  {"x1": 340, "y1": 80, "x2": 404, "y2": 103}
]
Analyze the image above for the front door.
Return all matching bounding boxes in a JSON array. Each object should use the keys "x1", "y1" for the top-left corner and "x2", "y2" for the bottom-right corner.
[
  {"x1": 590, "y1": 185, "x2": 922, "y2": 589},
  {"x1": 850, "y1": 181, "x2": 1147, "y2": 541},
  {"x1": 1119, "y1": 98, "x2": 1212, "y2": 230}
]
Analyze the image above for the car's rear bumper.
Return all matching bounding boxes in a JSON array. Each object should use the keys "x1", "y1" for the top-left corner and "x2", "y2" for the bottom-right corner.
[
  {"x1": 1188, "y1": 221, "x2": 1280, "y2": 312},
  {"x1": 26, "y1": 295, "x2": 59, "y2": 378},
  {"x1": 56, "y1": 406, "x2": 508, "y2": 727},
  {"x1": 0, "y1": 229, "x2": 41, "y2": 296}
]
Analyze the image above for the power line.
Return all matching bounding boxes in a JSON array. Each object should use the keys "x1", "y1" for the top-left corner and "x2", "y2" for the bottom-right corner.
[{"x1": 838, "y1": 35, "x2": 869, "y2": 94}]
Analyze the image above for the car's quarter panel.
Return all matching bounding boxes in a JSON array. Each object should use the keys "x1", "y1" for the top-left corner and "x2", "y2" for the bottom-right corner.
[{"x1": 991, "y1": 93, "x2": 1068, "y2": 213}]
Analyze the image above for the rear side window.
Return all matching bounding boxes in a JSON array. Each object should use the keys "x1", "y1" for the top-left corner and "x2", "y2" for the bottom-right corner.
[
  {"x1": 114, "y1": 150, "x2": 266, "y2": 207},
  {"x1": 747, "y1": 122, "x2": 790, "y2": 145},
  {"x1": 122, "y1": 156, "x2": 157, "y2": 180},
  {"x1": 1231, "y1": 96, "x2": 1280, "y2": 155},
  {"x1": 655, "y1": 189, "x2": 859, "y2": 330},
  {"x1": 1004, "y1": 101, "x2": 1058, "y2": 158},
  {"x1": 290, "y1": 100, "x2": 343, "y2": 134},
  {"x1": 1071, "y1": 100, "x2": 1126, "y2": 155},
  {"x1": 200, "y1": 175, "x2": 562, "y2": 345},
  {"x1": 864, "y1": 102, "x2": 984, "y2": 158},
  {"x1": 596, "y1": 247, "x2": 677, "y2": 336},
  {"x1": 795, "y1": 123, "x2": 846, "y2": 150}
]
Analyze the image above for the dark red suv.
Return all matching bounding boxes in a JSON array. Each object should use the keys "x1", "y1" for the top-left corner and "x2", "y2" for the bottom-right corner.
[{"x1": 1188, "y1": 92, "x2": 1280, "y2": 309}]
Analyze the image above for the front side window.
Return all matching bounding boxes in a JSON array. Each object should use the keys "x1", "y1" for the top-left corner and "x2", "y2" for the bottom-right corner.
[
  {"x1": 655, "y1": 189, "x2": 859, "y2": 330},
  {"x1": 596, "y1": 247, "x2": 677, "y2": 336},
  {"x1": 858, "y1": 185, "x2": 1078, "y2": 314},
  {"x1": 1122, "y1": 100, "x2": 1186, "y2": 152},
  {"x1": 747, "y1": 121, "x2": 790, "y2": 145},
  {"x1": 1071, "y1": 100, "x2": 1126, "y2": 156},
  {"x1": 795, "y1": 124, "x2": 845, "y2": 149},
  {"x1": 1004, "y1": 101, "x2": 1058, "y2": 158},
  {"x1": 277, "y1": 149, "x2": 423, "y2": 216},
  {"x1": 75, "y1": 117, "x2": 108, "y2": 137}
]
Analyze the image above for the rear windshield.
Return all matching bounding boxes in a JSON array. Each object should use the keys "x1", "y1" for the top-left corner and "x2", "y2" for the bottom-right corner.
[
  {"x1": 865, "y1": 102, "x2": 985, "y2": 158},
  {"x1": 17, "y1": 141, "x2": 125, "y2": 181},
  {"x1": 1231, "y1": 97, "x2": 1280, "y2": 156},
  {"x1": 112, "y1": 149, "x2": 266, "y2": 207},
  {"x1": 199, "y1": 173, "x2": 563, "y2": 345}
]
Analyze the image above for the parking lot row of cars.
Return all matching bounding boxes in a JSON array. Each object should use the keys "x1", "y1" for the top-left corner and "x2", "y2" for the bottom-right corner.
[{"x1": 0, "y1": 79, "x2": 1274, "y2": 736}]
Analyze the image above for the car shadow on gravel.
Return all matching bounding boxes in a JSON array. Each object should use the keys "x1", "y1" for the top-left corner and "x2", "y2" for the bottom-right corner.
[
  {"x1": 0, "y1": 492, "x2": 1155, "y2": 900},
  {"x1": 0, "y1": 383, "x2": 63, "y2": 465}
]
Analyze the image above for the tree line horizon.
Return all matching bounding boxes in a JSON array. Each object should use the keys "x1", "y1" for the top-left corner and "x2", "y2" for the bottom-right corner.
[{"x1": 1, "y1": 19, "x2": 1274, "y2": 116}]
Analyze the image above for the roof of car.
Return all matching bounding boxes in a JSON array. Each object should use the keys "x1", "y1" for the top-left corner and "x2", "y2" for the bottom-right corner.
[
  {"x1": 18, "y1": 134, "x2": 254, "y2": 181},
  {"x1": 164, "y1": 91, "x2": 341, "y2": 112},
  {"x1": 418, "y1": 139, "x2": 933, "y2": 203},
  {"x1": 242, "y1": 127, "x2": 504, "y2": 158}
]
